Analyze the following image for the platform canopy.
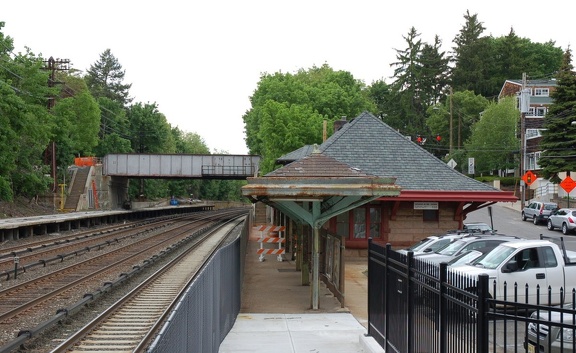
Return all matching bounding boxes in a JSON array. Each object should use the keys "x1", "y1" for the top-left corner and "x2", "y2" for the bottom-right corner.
[
  {"x1": 242, "y1": 147, "x2": 401, "y2": 228},
  {"x1": 242, "y1": 146, "x2": 401, "y2": 310}
]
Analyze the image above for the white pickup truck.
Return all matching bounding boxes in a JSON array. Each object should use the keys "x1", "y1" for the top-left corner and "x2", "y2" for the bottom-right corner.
[{"x1": 454, "y1": 238, "x2": 576, "y2": 305}]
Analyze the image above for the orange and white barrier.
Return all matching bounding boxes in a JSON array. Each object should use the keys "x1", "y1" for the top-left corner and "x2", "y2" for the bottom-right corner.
[
  {"x1": 257, "y1": 224, "x2": 286, "y2": 262},
  {"x1": 258, "y1": 237, "x2": 286, "y2": 244},
  {"x1": 256, "y1": 225, "x2": 286, "y2": 232},
  {"x1": 256, "y1": 249, "x2": 285, "y2": 255}
]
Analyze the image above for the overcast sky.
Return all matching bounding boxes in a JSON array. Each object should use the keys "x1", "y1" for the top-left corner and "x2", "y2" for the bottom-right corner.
[{"x1": 2, "y1": 1, "x2": 573, "y2": 155}]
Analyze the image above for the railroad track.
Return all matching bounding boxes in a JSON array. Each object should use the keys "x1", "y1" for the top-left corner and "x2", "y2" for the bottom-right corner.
[
  {"x1": 50, "y1": 215, "x2": 245, "y2": 352},
  {"x1": 0, "y1": 209, "x2": 246, "y2": 351},
  {"x1": 0, "y1": 213, "x2": 204, "y2": 278}
]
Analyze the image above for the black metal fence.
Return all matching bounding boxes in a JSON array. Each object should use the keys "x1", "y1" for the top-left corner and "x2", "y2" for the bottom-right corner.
[{"x1": 367, "y1": 239, "x2": 576, "y2": 353}]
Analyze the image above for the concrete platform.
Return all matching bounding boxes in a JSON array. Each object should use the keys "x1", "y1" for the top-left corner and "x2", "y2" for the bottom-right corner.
[{"x1": 219, "y1": 228, "x2": 384, "y2": 353}]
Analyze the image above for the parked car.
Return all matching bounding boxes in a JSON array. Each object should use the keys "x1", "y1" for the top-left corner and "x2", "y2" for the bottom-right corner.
[
  {"x1": 416, "y1": 233, "x2": 521, "y2": 264},
  {"x1": 463, "y1": 222, "x2": 494, "y2": 234},
  {"x1": 397, "y1": 233, "x2": 463, "y2": 256},
  {"x1": 522, "y1": 201, "x2": 558, "y2": 225},
  {"x1": 547, "y1": 208, "x2": 576, "y2": 235},
  {"x1": 447, "y1": 249, "x2": 491, "y2": 267},
  {"x1": 525, "y1": 302, "x2": 576, "y2": 353}
]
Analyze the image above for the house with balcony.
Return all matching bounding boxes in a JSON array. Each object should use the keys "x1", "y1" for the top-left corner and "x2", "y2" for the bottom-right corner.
[{"x1": 499, "y1": 79, "x2": 558, "y2": 201}]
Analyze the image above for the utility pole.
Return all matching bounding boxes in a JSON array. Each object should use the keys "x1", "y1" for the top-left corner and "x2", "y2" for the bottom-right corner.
[
  {"x1": 449, "y1": 86, "x2": 453, "y2": 155},
  {"x1": 42, "y1": 57, "x2": 70, "y2": 193},
  {"x1": 520, "y1": 73, "x2": 530, "y2": 208},
  {"x1": 43, "y1": 57, "x2": 70, "y2": 109}
]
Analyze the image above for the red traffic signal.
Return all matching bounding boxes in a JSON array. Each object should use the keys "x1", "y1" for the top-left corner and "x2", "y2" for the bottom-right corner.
[
  {"x1": 416, "y1": 136, "x2": 423, "y2": 144},
  {"x1": 436, "y1": 134, "x2": 441, "y2": 142}
]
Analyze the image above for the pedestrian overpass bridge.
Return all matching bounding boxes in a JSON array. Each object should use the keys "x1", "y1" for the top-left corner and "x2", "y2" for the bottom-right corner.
[{"x1": 102, "y1": 153, "x2": 261, "y2": 180}]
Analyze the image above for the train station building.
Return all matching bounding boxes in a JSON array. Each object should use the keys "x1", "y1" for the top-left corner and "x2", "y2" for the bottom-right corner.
[
  {"x1": 244, "y1": 111, "x2": 517, "y2": 252},
  {"x1": 242, "y1": 111, "x2": 517, "y2": 310}
]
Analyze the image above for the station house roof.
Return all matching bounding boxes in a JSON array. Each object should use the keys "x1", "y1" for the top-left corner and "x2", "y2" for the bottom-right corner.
[{"x1": 276, "y1": 111, "x2": 517, "y2": 204}]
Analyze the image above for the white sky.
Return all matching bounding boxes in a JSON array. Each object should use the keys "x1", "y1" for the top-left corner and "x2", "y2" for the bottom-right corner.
[{"x1": 2, "y1": 1, "x2": 573, "y2": 155}]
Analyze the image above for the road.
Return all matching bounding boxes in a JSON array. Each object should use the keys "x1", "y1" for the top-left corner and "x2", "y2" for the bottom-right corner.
[{"x1": 465, "y1": 203, "x2": 576, "y2": 252}]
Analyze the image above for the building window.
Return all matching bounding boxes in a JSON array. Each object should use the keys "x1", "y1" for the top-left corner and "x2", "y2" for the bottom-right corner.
[
  {"x1": 528, "y1": 152, "x2": 542, "y2": 170},
  {"x1": 333, "y1": 206, "x2": 383, "y2": 240},
  {"x1": 526, "y1": 129, "x2": 544, "y2": 139},
  {"x1": 353, "y1": 208, "x2": 366, "y2": 238},
  {"x1": 423, "y1": 209, "x2": 439, "y2": 221},
  {"x1": 369, "y1": 207, "x2": 382, "y2": 238},
  {"x1": 336, "y1": 212, "x2": 349, "y2": 238},
  {"x1": 534, "y1": 88, "x2": 549, "y2": 96},
  {"x1": 535, "y1": 107, "x2": 546, "y2": 116}
]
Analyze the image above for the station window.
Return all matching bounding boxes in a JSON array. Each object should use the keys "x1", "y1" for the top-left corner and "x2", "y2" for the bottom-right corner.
[
  {"x1": 336, "y1": 211, "x2": 349, "y2": 238},
  {"x1": 334, "y1": 206, "x2": 383, "y2": 239},
  {"x1": 369, "y1": 208, "x2": 382, "y2": 238},
  {"x1": 353, "y1": 208, "x2": 366, "y2": 238},
  {"x1": 423, "y1": 209, "x2": 439, "y2": 222}
]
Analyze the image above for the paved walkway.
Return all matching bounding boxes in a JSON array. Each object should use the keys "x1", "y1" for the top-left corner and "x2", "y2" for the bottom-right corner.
[{"x1": 218, "y1": 229, "x2": 382, "y2": 353}]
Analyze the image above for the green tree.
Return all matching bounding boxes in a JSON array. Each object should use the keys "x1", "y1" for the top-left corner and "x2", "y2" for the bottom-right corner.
[
  {"x1": 465, "y1": 97, "x2": 519, "y2": 174},
  {"x1": 420, "y1": 35, "x2": 451, "y2": 106},
  {"x1": 491, "y1": 33, "x2": 563, "y2": 89},
  {"x1": 426, "y1": 90, "x2": 489, "y2": 159},
  {"x1": 538, "y1": 48, "x2": 576, "y2": 176},
  {"x1": 520, "y1": 40, "x2": 564, "y2": 78},
  {"x1": 389, "y1": 27, "x2": 426, "y2": 137},
  {"x1": 168, "y1": 127, "x2": 211, "y2": 200},
  {"x1": 126, "y1": 102, "x2": 175, "y2": 199},
  {"x1": 173, "y1": 128, "x2": 210, "y2": 154},
  {"x1": 0, "y1": 23, "x2": 54, "y2": 200},
  {"x1": 52, "y1": 90, "x2": 101, "y2": 159},
  {"x1": 451, "y1": 11, "x2": 496, "y2": 97},
  {"x1": 127, "y1": 102, "x2": 175, "y2": 154},
  {"x1": 85, "y1": 49, "x2": 132, "y2": 105},
  {"x1": 388, "y1": 28, "x2": 450, "y2": 138},
  {"x1": 258, "y1": 101, "x2": 324, "y2": 172},
  {"x1": 94, "y1": 97, "x2": 132, "y2": 156},
  {"x1": 243, "y1": 64, "x2": 374, "y2": 173}
]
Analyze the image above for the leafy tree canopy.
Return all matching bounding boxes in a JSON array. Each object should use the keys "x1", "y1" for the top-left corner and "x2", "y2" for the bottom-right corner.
[
  {"x1": 244, "y1": 64, "x2": 375, "y2": 173},
  {"x1": 0, "y1": 22, "x2": 54, "y2": 200},
  {"x1": 425, "y1": 90, "x2": 489, "y2": 159},
  {"x1": 465, "y1": 96, "x2": 519, "y2": 174},
  {"x1": 127, "y1": 102, "x2": 175, "y2": 154}
]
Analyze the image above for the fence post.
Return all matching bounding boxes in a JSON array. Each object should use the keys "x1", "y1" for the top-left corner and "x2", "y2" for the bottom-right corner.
[
  {"x1": 367, "y1": 238, "x2": 373, "y2": 336},
  {"x1": 477, "y1": 274, "x2": 489, "y2": 353},
  {"x1": 439, "y1": 262, "x2": 447, "y2": 353},
  {"x1": 385, "y1": 243, "x2": 391, "y2": 351},
  {"x1": 407, "y1": 250, "x2": 413, "y2": 353}
]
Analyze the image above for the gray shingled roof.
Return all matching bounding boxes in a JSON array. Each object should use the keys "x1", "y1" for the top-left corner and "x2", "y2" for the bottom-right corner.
[
  {"x1": 267, "y1": 146, "x2": 378, "y2": 178},
  {"x1": 276, "y1": 145, "x2": 315, "y2": 165},
  {"x1": 507, "y1": 79, "x2": 557, "y2": 87},
  {"x1": 279, "y1": 111, "x2": 498, "y2": 192}
]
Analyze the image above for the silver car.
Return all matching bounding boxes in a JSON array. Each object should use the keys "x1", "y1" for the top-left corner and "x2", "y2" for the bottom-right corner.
[
  {"x1": 416, "y1": 233, "x2": 522, "y2": 264},
  {"x1": 547, "y1": 208, "x2": 576, "y2": 235},
  {"x1": 397, "y1": 233, "x2": 462, "y2": 256},
  {"x1": 522, "y1": 201, "x2": 558, "y2": 225}
]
